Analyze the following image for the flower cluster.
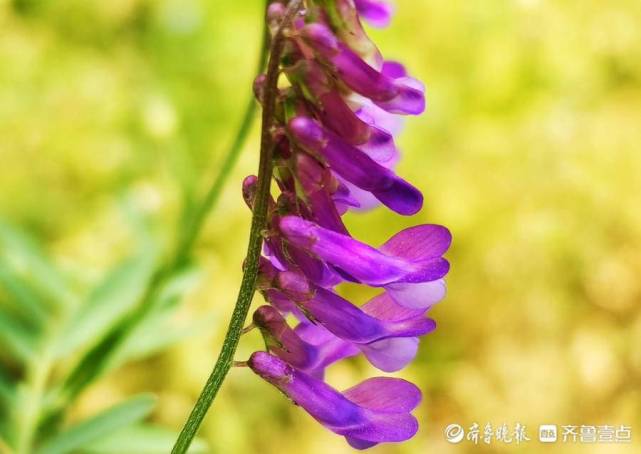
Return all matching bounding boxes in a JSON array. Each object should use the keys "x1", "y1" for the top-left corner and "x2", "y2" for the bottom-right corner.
[{"x1": 244, "y1": 0, "x2": 451, "y2": 449}]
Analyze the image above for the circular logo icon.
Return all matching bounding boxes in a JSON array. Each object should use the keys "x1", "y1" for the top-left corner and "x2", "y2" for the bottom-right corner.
[{"x1": 444, "y1": 423, "x2": 465, "y2": 444}]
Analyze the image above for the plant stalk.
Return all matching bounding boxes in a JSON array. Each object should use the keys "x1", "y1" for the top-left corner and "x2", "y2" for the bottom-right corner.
[{"x1": 171, "y1": 2, "x2": 302, "y2": 452}]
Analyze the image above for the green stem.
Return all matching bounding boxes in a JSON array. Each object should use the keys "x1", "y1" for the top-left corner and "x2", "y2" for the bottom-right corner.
[
  {"x1": 15, "y1": 344, "x2": 55, "y2": 454},
  {"x1": 171, "y1": 2, "x2": 303, "y2": 453}
]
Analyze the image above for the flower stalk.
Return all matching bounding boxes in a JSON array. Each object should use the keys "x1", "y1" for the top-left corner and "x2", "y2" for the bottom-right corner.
[{"x1": 171, "y1": 2, "x2": 304, "y2": 453}]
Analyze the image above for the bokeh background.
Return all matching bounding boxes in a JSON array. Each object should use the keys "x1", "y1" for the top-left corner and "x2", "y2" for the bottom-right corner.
[{"x1": 1, "y1": 0, "x2": 641, "y2": 452}]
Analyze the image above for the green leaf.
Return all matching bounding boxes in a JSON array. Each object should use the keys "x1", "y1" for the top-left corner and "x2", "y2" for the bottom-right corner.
[
  {"x1": 0, "y1": 367, "x2": 15, "y2": 443},
  {"x1": 54, "y1": 250, "x2": 157, "y2": 359},
  {"x1": 154, "y1": 265, "x2": 201, "y2": 310},
  {"x1": 0, "y1": 308, "x2": 34, "y2": 361},
  {"x1": 82, "y1": 424, "x2": 208, "y2": 454},
  {"x1": 36, "y1": 394, "x2": 156, "y2": 454},
  {"x1": 0, "y1": 260, "x2": 48, "y2": 324},
  {"x1": 0, "y1": 366, "x2": 15, "y2": 408},
  {"x1": 0, "y1": 219, "x2": 75, "y2": 308},
  {"x1": 110, "y1": 309, "x2": 216, "y2": 369}
]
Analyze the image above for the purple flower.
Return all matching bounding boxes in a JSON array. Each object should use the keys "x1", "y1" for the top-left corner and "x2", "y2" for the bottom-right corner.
[
  {"x1": 238, "y1": 0, "x2": 450, "y2": 448},
  {"x1": 248, "y1": 352, "x2": 421, "y2": 449},
  {"x1": 258, "y1": 258, "x2": 436, "y2": 372},
  {"x1": 253, "y1": 305, "x2": 359, "y2": 378},
  {"x1": 288, "y1": 117, "x2": 423, "y2": 215},
  {"x1": 279, "y1": 215, "x2": 451, "y2": 291},
  {"x1": 276, "y1": 274, "x2": 436, "y2": 344},
  {"x1": 295, "y1": 154, "x2": 349, "y2": 235},
  {"x1": 354, "y1": 0, "x2": 395, "y2": 28},
  {"x1": 301, "y1": 23, "x2": 425, "y2": 115}
]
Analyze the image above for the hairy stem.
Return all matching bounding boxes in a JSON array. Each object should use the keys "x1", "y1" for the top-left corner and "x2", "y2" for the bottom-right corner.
[{"x1": 171, "y1": 2, "x2": 303, "y2": 453}]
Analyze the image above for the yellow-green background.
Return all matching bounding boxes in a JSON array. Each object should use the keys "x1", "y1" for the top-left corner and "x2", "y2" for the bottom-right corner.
[{"x1": 1, "y1": 0, "x2": 640, "y2": 452}]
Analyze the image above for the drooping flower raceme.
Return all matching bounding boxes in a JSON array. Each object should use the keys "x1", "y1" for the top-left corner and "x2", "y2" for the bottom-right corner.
[{"x1": 244, "y1": 0, "x2": 451, "y2": 449}]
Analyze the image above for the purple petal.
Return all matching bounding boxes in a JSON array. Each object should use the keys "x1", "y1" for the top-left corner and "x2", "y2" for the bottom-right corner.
[
  {"x1": 289, "y1": 117, "x2": 423, "y2": 215},
  {"x1": 248, "y1": 352, "x2": 371, "y2": 433},
  {"x1": 301, "y1": 24, "x2": 425, "y2": 115},
  {"x1": 266, "y1": 3, "x2": 286, "y2": 32},
  {"x1": 375, "y1": 77, "x2": 426, "y2": 115},
  {"x1": 286, "y1": 285, "x2": 435, "y2": 344},
  {"x1": 385, "y1": 279, "x2": 447, "y2": 310},
  {"x1": 337, "y1": 178, "x2": 383, "y2": 212},
  {"x1": 343, "y1": 411, "x2": 419, "y2": 442},
  {"x1": 280, "y1": 216, "x2": 409, "y2": 285},
  {"x1": 295, "y1": 322, "x2": 360, "y2": 377},
  {"x1": 265, "y1": 236, "x2": 290, "y2": 270},
  {"x1": 318, "y1": 91, "x2": 372, "y2": 145},
  {"x1": 287, "y1": 242, "x2": 343, "y2": 287},
  {"x1": 295, "y1": 320, "x2": 336, "y2": 345},
  {"x1": 287, "y1": 60, "x2": 372, "y2": 145},
  {"x1": 359, "y1": 337, "x2": 420, "y2": 372},
  {"x1": 242, "y1": 175, "x2": 258, "y2": 207},
  {"x1": 354, "y1": 0, "x2": 394, "y2": 28},
  {"x1": 263, "y1": 289, "x2": 307, "y2": 319},
  {"x1": 299, "y1": 23, "x2": 340, "y2": 55},
  {"x1": 261, "y1": 246, "x2": 342, "y2": 292},
  {"x1": 253, "y1": 306, "x2": 317, "y2": 369},
  {"x1": 362, "y1": 291, "x2": 427, "y2": 321},
  {"x1": 381, "y1": 61, "x2": 407, "y2": 79},
  {"x1": 396, "y1": 257, "x2": 450, "y2": 284},
  {"x1": 333, "y1": 46, "x2": 425, "y2": 115},
  {"x1": 380, "y1": 224, "x2": 452, "y2": 261},
  {"x1": 276, "y1": 271, "x2": 313, "y2": 301},
  {"x1": 327, "y1": 0, "x2": 385, "y2": 67},
  {"x1": 254, "y1": 306, "x2": 358, "y2": 377},
  {"x1": 358, "y1": 126, "x2": 399, "y2": 165},
  {"x1": 262, "y1": 242, "x2": 286, "y2": 271},
  {"x1": 296, "y1": 154, "x2": 349, "y2": 235},
  {"x1": 319, "y1": 41, "x2": 393, "y2": 99},
  {"x1": 371, "y1": 179, "x2": 424, "y2": 216},
  {"x1": 346, "y1": 438, "x2": 378, "y2": 450},
  {"x1": 343, "y1": 377, "x2": 422, "y2": 412},
  {"x1": 355, "y1": 99, "x2": 405, "y2": 136},
  {"x1": 280, "y1": 216, "x2": 448, "y2": 286},
  {"x1": 248, "y1": 353, "x2": 420, "y2": 443},
  {"x1": 360, "y1": 294, "x2": 436, "y2": 371},
  {"x1": 333, "y1": 179, "x2": 361, "y2": 210}
]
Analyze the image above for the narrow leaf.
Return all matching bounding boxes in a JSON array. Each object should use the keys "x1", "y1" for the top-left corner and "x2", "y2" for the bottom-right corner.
[
  {"x1": 82, "y1": 424, "x2": 208, "y2": 453},
  {"x1": 0, "y1": 367, "x2": 15, "y2": 444},
  {"x1": 154, "y1": 265, "x2": 201, "y2": 310},
  {"x1": 110, "y1": 309, "x2": 216, "y2": 369},
  {"x1": 0, "y1": 220, "x2": 74, "y2": 308},
  {"x1": 0, "y1": 308, "x2": 34, "y2": 361},
  {"x1": 36, "y1": 394, "x2": 156, "y2": 454},
  {"x1": 54, "y1": 250, "x2": 156, "y2": 358},
  {"x1": 0, "y1": 260, "x2": 48, "y2": 324},
  {"x1": 0, "y1": 366, "x2": 14, "y2": 407}
]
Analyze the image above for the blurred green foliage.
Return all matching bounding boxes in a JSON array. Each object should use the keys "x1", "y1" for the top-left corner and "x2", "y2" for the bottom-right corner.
[{"x1": 1, "y1": 0, "x2": 641, "y2": 453}]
